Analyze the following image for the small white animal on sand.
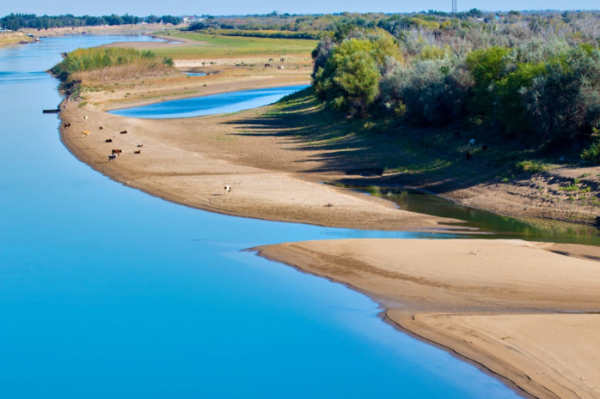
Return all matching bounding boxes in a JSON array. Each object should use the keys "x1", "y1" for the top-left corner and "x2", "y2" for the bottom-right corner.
[
  {"x1": 224, "y1": 185, "x2": 232, "y2": 194},
  {"x1": 83, "y1": 115, "x2": 88, "y2": 120}
]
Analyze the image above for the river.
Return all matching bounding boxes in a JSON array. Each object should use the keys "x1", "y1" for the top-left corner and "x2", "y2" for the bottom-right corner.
[{"x1": 0, "y1": 35, "x2": 519, "y2": 398}]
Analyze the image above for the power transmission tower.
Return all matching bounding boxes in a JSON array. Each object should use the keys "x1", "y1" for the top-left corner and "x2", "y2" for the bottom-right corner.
[{"x1": 452, "y1": 0, "x2": 457, "y2": 14}]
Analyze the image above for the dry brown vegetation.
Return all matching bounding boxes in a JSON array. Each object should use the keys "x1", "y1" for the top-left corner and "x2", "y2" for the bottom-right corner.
[{"x1": 72, "y1": 61, "x2": 180, "y2": 84}]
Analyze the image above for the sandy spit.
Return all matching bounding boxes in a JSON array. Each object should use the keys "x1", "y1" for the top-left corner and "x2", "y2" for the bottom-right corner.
[
  {"x1": 253, "y1": 239, "x2": 600, "y2": 399},
  {"x1": 58, "y1": 82, "x2": 455, "y2": 232}
]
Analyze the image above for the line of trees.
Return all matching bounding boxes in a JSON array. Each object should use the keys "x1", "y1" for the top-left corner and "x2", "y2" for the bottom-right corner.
[
  {"x1": 0, "y1": 13, "x2": 182, "y2": 31},
  {"x1": 311, "y1": 12, "x2": 600, "y2": 157}
]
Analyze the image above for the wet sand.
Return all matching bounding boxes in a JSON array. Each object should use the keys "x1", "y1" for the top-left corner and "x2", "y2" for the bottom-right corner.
[{"x1": 254, "y1": 239, "x2": 600, "y2": 399}]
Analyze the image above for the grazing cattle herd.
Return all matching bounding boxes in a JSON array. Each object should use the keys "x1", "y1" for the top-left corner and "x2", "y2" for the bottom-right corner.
[
  {"x1": 64, "y1": 115, "x2": 144, "y2": 164},
  {"x1": 68, "y1": 116, "x2": 236, "y2": 195},
  {"x1": 264, "y1": 56, "x2": 286, "y2": 69}
]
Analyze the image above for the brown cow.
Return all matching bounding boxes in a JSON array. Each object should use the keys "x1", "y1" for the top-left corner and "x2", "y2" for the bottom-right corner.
[
  {"x1": 112, "y1": 149, "x2": 123, "y2": 156},
  {"x1": 264, "y1": 64, "x2": 271, "y2": 68},
  {"x1": 105, "y1": 139, "x2": 113, "y2": 143},
  {"x1": 120, "y1": 130, "x2": 128, "y2": 134},
  {"x1": 134, "y1": 150, "x2": 141, "y2": 154}
]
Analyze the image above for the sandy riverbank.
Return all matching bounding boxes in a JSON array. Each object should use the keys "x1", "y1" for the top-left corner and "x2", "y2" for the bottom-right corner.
[
  {"x1": 51, "y1": 33, "x2": 467, "y2": 231},
  {"x1": 254, "y1": 239, "x2": 600, "y2": 399},
  {"x1": 59, "y1": 100, "x2": 454, "y2": 231}
]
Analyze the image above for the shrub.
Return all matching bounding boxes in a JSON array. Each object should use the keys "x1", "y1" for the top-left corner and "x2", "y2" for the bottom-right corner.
[
  {"x1": 521, "y1": 47, "x2": 600, "y2": 140},
  {"x1": 380, "y1": 58, "x2": 473, "y2": 126},
  {"x1": 515, "y1": 160, "x2": 548, "y2": 173},
  {"x1": 52, "y1": 47, "x2": 171, "y2": 74},
  {"x1": 314, "y1": 32, "x2": 401, "y2": 114},
  {"x1": 581, "y1": 129, "x2": 600, "y2": 162}
]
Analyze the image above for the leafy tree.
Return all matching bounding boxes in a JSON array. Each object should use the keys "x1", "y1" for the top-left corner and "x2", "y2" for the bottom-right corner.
[{"x1": 315, "y1": 39, "x2": 381, "y2": 113}]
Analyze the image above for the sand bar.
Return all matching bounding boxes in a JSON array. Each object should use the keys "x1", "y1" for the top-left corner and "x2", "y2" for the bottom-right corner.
[
  {"x1": 254, "y1": 239, "x2": 600, "y2": 398},
  {"x1": 58, "y1": 78, "x2": 457, "y2": 231}
]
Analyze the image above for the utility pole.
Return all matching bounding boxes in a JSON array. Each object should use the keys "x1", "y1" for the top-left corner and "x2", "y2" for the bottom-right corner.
[{"x1": 452, "y1": 0, "x2": 457, "y2": 14}]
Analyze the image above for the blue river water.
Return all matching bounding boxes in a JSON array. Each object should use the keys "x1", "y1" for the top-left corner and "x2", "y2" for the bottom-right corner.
[
  {"x1": 0, "y1": 35, "x2": 520, "y2": 398},
  {"x1": 110, "y1": 85, "x2": 309, "y2": 119}
]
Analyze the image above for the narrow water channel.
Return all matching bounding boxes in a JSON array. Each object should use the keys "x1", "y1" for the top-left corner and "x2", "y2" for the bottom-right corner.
[
  {"x1": 335, "y1": 184, "x2": 600, "y2": 246},
  {"x1": 109, "y1": 85, "x2": 309, "y2": 119},
  {"x1": 0, "y1": 35, "x2": 520, "y2": 398}
]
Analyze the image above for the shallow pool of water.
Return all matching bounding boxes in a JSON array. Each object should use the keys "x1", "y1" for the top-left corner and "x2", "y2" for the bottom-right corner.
[
  {"x1": 185, "y1": 72, "x2": 206, "y2": 76},
  {"x1": 109, "y1": 85, "x2": 308, "y2": 119},
  {"x1": 0, "y1": 36, "x2": 520, "y2": 398},
  {"x1": 336, "y1": 184, "x2": 600, "y2": 246}
]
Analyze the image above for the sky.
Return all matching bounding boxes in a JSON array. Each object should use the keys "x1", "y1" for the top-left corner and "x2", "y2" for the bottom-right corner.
[{"x1": 1, "y1": 0, "x2": 598, "y2": 17}]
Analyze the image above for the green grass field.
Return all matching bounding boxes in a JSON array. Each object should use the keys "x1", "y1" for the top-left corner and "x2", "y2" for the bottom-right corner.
[{"x1": 152, "y1": 31, "x2": 318, "y2": 59}]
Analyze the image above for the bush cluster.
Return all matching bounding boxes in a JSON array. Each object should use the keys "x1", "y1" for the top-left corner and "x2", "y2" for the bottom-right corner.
[
  {"x1": 311, "y1": 11, "x2": 600, "y2": 150},
  {"x1": 52, "y1": 47, "x2": 173, "y2": 74}
]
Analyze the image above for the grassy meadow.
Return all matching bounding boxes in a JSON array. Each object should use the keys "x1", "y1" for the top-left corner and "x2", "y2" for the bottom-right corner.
[{"x1": 153, "y1": 31, "x2": 318, "y2": 59}]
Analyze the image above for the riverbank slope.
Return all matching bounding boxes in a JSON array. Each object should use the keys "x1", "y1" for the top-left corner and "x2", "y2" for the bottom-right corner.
[
  {"x1": 0, "y1": 31, "x2": 33, "y2": 47},
  {"x1": 254, "y1": 238, "x2": 600, "y2": 399}
]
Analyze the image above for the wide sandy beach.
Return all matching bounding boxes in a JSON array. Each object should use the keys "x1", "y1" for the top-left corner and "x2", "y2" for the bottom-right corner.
[{"x1": 254, "y1": 239, "x2": 600, "y2": 399}]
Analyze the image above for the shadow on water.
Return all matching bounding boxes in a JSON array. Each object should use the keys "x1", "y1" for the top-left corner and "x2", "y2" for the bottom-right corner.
[{"x1": 333, "y1": 184, "x2": 600, "y2": 246}]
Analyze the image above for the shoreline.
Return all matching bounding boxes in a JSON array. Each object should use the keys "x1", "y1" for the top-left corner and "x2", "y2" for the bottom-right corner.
[
  {"x1": 253, "y1": 239, "x2": 600, "y2": 399},
  {"x1": 379, "y1": 312, "x2": 536, "y2": 399}
]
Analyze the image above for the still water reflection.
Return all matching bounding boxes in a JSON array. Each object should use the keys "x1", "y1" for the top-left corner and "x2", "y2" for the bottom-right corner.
[{"x1": 336, "y1": 184, "x2": 600, "y2": 246}]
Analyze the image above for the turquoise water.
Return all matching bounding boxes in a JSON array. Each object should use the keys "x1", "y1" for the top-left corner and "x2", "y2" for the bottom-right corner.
[
  {"x1": 0, "y1": 36, "x2": 520, "y2": 398},
  {"x1": 110, "y1": 85, "x2": 308, "y2": 119},
  {"x1": 185, "y1": 72, "x2": 206, "y2": 76}
]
